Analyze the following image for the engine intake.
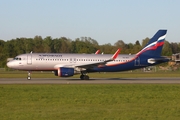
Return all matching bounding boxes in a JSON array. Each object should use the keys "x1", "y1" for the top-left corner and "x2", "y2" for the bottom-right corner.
[{"x1": 54, "y1": 67, "x2": 74, "y2": 77}]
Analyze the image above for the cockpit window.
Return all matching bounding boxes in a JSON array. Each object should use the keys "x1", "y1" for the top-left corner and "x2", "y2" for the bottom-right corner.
[{"x1": 13, "y1": 57, "x2": 21, "y2": 60}]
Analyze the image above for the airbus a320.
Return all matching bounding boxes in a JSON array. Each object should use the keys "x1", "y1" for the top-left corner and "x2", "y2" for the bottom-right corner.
[{"x1": 7, "y1": 30, "x2": 169, "y2": 80}]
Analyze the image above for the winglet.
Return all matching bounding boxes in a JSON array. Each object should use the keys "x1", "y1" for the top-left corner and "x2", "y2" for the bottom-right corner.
[
  {"x1": 111, "y1": 49, "x2": 120, "y2": 60},
  {"x1": 95, "y1": 50, "x2": 100, "y2": 54}
]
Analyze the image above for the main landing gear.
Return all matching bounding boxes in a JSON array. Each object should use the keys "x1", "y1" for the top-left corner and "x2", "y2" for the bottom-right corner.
[
  {"x1": 80, "y1": 75, "x2": 89, "y2": 80},
  {"x1": 80, "y1": 71, "x2": 89, "y2": 80},
  {"x1": 27, "y1": 71, "x2": 31, "y2": 80}
]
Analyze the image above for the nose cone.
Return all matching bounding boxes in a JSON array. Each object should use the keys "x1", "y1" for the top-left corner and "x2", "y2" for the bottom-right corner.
[{"x1": 7, "y1": 61, "x2": 14, "y2": 68}]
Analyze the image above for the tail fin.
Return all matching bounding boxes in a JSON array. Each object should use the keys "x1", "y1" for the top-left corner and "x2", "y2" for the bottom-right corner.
[{"x1": 136, "y1": 30, "x2": 167, "y2": 57}]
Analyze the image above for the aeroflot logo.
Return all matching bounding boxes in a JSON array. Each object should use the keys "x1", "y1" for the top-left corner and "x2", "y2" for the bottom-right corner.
[{"x1": 39, "y1": 54, "x2": 63, "y2": 57}]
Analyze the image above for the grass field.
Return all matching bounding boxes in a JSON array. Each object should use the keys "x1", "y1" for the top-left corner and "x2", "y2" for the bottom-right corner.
[
  {"x1": 1, "y1": 71, "x2": 180, "y2": 119},
  {"x1": 0, "y1": 84, "x2": 180, "y2": 120}
]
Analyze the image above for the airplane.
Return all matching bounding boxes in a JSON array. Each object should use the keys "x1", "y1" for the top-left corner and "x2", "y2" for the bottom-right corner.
[{"x1": 7, "y1": 30, "x2": 169, "y2": 80}]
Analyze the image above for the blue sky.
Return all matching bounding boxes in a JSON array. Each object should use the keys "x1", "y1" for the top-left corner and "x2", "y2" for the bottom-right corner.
[{"x1": 0, "y1": 0, "x2": 180, "y2": 45}]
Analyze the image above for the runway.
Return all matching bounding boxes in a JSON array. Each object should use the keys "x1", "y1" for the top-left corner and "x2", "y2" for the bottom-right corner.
[{"x1": 1, "y1": 77, "x2": 180, "y2": 84}]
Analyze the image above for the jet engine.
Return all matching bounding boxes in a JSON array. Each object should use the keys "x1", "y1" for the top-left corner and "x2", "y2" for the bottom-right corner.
[
  {"x1": 54, "y1": 67, "x2": 74, "y2": 77},
  {"x1": 148, "y1": 58, "x2": 156, "y2": 64}
]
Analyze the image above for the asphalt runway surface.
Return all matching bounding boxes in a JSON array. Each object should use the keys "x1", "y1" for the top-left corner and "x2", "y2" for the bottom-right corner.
[{"x1": 1, "y1": 77, "x2": 180, "y2": 84}]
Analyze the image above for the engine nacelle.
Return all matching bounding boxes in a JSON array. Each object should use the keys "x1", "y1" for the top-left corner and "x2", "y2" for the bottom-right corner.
[
  {"x1": 148, "y1": 58, "x2": 156, "y2": 64},
  {"x1": 54, "y1": 67, "x2": 74, "y2": 77}
]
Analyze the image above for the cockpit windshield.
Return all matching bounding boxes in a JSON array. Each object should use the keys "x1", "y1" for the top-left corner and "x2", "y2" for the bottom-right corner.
[{"x1": 14, "y1": 57, "x2": 21, "y2": 60}]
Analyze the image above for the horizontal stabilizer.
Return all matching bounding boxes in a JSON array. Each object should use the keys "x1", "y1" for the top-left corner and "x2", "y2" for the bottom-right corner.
[{"x1": 148, "y1": 57, "x2": 170, "y2": 64}]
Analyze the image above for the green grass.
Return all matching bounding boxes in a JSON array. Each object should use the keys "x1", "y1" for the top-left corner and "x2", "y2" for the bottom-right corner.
[
  {"x1": 1, "y1": 71, "x2": 180, "y2": 78},
  {"x1": 0, "y1": 84, "x2": 180, "y2": 120}
]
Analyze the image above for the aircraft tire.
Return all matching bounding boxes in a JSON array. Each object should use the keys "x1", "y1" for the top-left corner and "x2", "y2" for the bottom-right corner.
[
  {"x1": 80, "y1": 75, "x2": 89, "y2": 80},
  {"x1": 80, "y1": 75, "x2": 84, "y2": 80},
  {"x1": 27, "y1": 76, "x2": 31, "y2": 80},
  {"x1": 84, "y1": 75, "x2": 89, "y2": 80}
]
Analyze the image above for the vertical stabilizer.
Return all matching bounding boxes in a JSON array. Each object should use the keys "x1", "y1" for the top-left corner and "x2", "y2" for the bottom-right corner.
[{"x1": 136, "y1": 30, "x2": 167, "y2": 57}]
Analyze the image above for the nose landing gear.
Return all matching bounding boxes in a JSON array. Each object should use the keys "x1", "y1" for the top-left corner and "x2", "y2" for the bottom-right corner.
[{"x1": 27, "y1": 71, "x2": 31, "y2": 80}]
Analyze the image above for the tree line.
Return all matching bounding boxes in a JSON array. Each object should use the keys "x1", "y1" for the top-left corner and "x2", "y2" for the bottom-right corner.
[{"x1": 0, "y1": 36, "x2": 179, "y2": 68}]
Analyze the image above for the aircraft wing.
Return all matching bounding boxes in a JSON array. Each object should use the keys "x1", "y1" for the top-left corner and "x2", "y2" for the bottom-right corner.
[{"x1": 75, "y1": 49, "x2": 120, "y2": 69}]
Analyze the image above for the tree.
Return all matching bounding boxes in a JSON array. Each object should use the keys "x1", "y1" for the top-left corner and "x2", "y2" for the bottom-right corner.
[
  {"x1": 141, "y1": 37, "x2": 150, "y2": 48},
  {"x1": 71, "y1": 37, "x2": 97, "y2": 53},
  {"x1": 135, "y1": 40, "x2": 141, "y2": 46},
  {"x1": 114, "y1": 40, "x2": 125, "y2": 48},
  {"x1": 43, "y1": 36, "x2": 53, "y2": 53},
  {"x1": 33, "y1": 36, "x2": 44, "y2": 52},
  {"x1": 171, "y1": 42, "x2": 180, "y2": 54},
  {"x1": 162, "y1": 40, "x2": 172, "y2": 56},
  {"x1": 13, "y1": 38, "x2": 26, "y2": 54},
  {"x1": 53, "y1": 38, "x2": 61, "y2": 53},
  {"x1": 25, "y1": 38, "x2": 34, "y2": 53},
  {"x1": 100, "y1": 43, "x2": 114, "y2": 54},
  {"x1": 125, "y1": 43, "x2": 135, "y2": 54},
  {"x1": 0, "y1": 40, "x2": 5, "y2": 67},
  {"x1": 0, "y1": 40, "x2": 5, "y2": 55},
  {"x1": 133, "y1": 40, "x2": 142, "y2": 54},
  {"x1": 59, "y1": 37, "x2": 71, "y2": 53}
]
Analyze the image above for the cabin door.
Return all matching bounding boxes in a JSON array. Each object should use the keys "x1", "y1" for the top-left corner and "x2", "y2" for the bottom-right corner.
[
  {"x1": 135, "y1": 57, "x2": 140, "y2": 66},
  {"x1": 27, "y1": 54, "x2": 32, "y2": 65}
]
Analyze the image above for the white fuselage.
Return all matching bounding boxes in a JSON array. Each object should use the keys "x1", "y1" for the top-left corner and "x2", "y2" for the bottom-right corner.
[{"x1": 7, "y1": 53, "x2": 135, "y2": 71}]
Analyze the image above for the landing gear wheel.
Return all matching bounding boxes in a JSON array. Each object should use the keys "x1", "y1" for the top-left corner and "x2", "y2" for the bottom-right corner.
[
  {"x1": 80, "y1": 75, "x2": 89, "y2": 80},
  {"x1": 84, "y1": 75, "x2": 89, "y2": 80},
  {"x1": 27, "y1": 76, "x2": 31, "y2": 80},
  {"x1": 80, "y1": 75, "x2": 84, "y2": 80}
]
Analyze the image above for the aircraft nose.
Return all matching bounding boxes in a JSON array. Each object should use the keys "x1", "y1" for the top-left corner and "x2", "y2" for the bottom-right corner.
[{"x1": 7, "y1": 61, "x2": 14, "y2": 68}]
